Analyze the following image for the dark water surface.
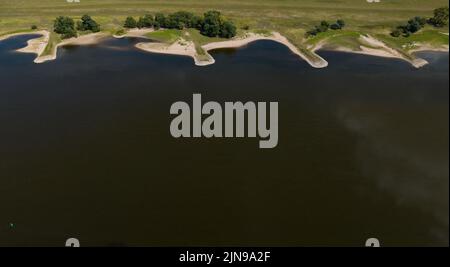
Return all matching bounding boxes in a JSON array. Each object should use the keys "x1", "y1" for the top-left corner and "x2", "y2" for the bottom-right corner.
[{"x1": 0, "y1": 35, "x2": 448, "y2": 246}]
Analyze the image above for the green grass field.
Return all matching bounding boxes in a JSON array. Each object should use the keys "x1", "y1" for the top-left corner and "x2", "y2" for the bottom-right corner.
[{"x1": 0, "y1": 0, "x2": 448, "y2": 59}]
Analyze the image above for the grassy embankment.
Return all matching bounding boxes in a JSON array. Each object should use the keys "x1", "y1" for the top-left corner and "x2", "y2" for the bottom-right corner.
[{"x1": 0, "y1": 0, "x2": 448, "y2": 62}]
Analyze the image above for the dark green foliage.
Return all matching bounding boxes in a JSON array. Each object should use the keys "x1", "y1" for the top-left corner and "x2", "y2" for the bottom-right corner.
[
  {"x1": 31, "y1": 25, "x2": 37, "y2": 30},
  {"x1": 77, "y1": 15, "x2": 100, "y2": 32},
  {"x1": 330, "y1": 23, "x2": 341, "y2": 30},
  {"x1": 132, "y1": 10, "x2": 236, "y2": 39},
  {"x1": 155, "y1": 13, "x2": 167, "y2": 28},
  {"x1": 391, "y1": 16, "x2": 428, "y2": 37},
  {"x1": 124, "y1": 16, "x2": 137, "y2": 28},
  {"x1": 220, "y1": 20, "x2": 237, "y2": 38},
  {"x1": 54, "y1": 16, "x2": 77, "y2": 39},
  {"x1": 61, "y1": 28, "x2": 77, "y2": 39},
  {"x1": 137, "y1": 14, "x2": 154, "y2": 29},
  {"x1": 153, "y1": 21, "x2": 161, "y2": 30},
  {"x1": 390, "y1": 17, "x2": 422, "y2": 37},
  {"x1": 200, "y1": 10, "x2": 237, "y2": 38},
  {"x1": 201, "y1": 10, "x2": 222, "y2": 37},
  {"x1": 166, "y1": 11, "x2": 196, "y2": 29},
  {"x1": 305, "y1": 19, "x2": 344, "y2": 37},
  {"x1": 337, "y1": 19, "x2": 345, "y2": 28},
  {"x1": 428, "y1": 7, "x2": 449, "y2": 27}
]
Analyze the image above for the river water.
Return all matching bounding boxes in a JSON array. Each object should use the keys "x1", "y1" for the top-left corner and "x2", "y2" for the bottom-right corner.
[{"x1": 0, "y1": 35, "x2": 448, "y2": 246}]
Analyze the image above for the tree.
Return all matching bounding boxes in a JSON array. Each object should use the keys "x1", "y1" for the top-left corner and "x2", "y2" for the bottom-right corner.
[
  {"x1": 77, "y1": 15, "x2": 100, "y2": 32},
  {"x1": 428, "y1": 7, "x2": 449, "y2": 27},
  {"x1": 137, "y1": 14, "x2": 154, "y2": 29},
  {"x1": 54, "y1": 16, "x2": 77, "y2": 39},
  {"x1": 124, "y1": 16, "x2": 137, "y2": 28},
  {"x1": 220, "y1": 20, "x2": 237, "y2": 38},
  {"x1": 155, "y1": 13, "x2": 167, "y2": 28},
  {"x1": 201, "y1": 10, "x2": 222, "y2": 37}
]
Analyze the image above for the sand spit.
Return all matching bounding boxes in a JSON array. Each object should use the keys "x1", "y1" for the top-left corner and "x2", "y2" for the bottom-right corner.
[
  {"x1": 136, "y1": 32, "x2": 328, "y2": 68},
  {"x1": 0, "y1": 31, "x2": 108, "y2": 63},
  {"x1": 136, "y1": 39, "x2": 215, "y2": 66},
  {"x1": 35, "y1": 32, "x2": 108, "y2": 63},
  {"x1": 15, "y1": 30, "x2": 50, "y2": 58},
  {"x1": 356, "y1": 35, "x2": 429, "y2": 68}
]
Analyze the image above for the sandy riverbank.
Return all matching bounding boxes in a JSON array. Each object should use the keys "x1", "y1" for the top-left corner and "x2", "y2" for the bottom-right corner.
[
  {"x1": 135, "y1": 39, "x2": 215, "y2": 66},
  {"x1": 330, "y1": 34, "x2": 432, "y2": 68},
  {"x1": 113, "y1": 28, "x2": 155, "y2": 39},
  {"x1": 1, "y1": 30, "x2": 108, "y2": 63},
  {"x1": 35, "y1": 32, "x2": 108, "y2": 63},
  {"x1": 1, "y1": 30, "x2": 448, "y2": 68},
  {"x1": 136, "y1": 32, "x2": 329, "y2": 68}
]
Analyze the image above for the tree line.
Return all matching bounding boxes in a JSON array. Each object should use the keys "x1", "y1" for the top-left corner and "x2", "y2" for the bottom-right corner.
[
  {"x1": 305, "y1": 19, "x2": 346, "y2": 37},
  {"x1": 123, "y1": 10, "x2": 237, "y2": 38},
  {"x1": 54, "y1": 15, "x2": 100, "y2": 39},
  {"x1": 391, "y1": 7, "x2": 449, "y2": 37}
]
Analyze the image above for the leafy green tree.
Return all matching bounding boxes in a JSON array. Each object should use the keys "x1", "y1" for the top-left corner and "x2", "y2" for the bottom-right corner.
[
  {"x1": 77, "y1": 15, "x2": 100, "y2": 32},
  {"x1": 428, "y1": 7, "x2": 449, "y2": 27},
  {"x1": 137, "y1": 14, "x2": 154, "y2": 28},
  {"x1": 155, "y1": 13, "x2": 167, "y2": 28},
  {"x1": 201, "y1": 10, "x2": 222, "y2": 37},
  {"x1": 220, "y1": 20, "x2": 237, "y2": 38},
  {"x1": 124, "y1": 16, "x2": 137, "y2": 28},
  {"x1": 54, "y1": 16, "x2": 77, "y2": 39}
]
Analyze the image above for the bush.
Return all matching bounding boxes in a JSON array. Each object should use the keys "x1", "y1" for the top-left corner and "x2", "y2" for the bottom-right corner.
[
  {"x1": 124, "y1": 16, "x2": 137, "y2": 28},
  {"x1": 330, "y1": 23, "x2": 341, "y2": 30},
  {"x1": 31, "y1": 25, "x2": 38, "y2": 30},
  {"x1": 337, "y1": 19, "x2": 345, "y2": 28}
]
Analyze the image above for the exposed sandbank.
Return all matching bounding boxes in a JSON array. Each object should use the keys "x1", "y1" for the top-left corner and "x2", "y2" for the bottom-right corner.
[
  {"x1": 35, "y1": 32, "x2": 108, "y2": 63},
  {"x1": 1, "y1": 30, "x2": 108, "y2": 63},
  {"x1": 136, "y1": 32, "x2": 328, "y2": 68},
  {"x1": 136, "y1": 39, "x2": 215, "y2": 66},
  {"x1": 329, "y1": 35, "x2": 433, "y2": 68}
]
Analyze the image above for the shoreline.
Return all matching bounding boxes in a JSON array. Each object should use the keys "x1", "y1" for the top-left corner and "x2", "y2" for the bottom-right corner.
[{"x1": 1, "y1": 30, "x2": 448, "y2": 68}]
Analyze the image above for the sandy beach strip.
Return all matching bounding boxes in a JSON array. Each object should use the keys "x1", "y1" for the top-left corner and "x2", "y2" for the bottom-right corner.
[
  {"x1": 202, "y1": 32, "x2": 328, "y2": 68},
  {"x1": 113, "y1": 28, "x2": 155, "y2": 39},
  {"x1": 136, "y1": 32, "x2": 328, "y2": 68},
  {"x1": 135, "y1": 39, "x2": 215, "y2": 66},
  {"x1": 35, "y1": 32, "x2": 108, "y2": 63},
  {"x1": 350, "y1": 35, "x2": 429, "y2": 68}
]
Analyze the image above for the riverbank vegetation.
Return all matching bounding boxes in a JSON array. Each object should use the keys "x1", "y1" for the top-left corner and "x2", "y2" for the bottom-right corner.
[
  {"x1": 53, "y1": 15, "x2": 101, "y2": 39},
  {"x1": 391, "y1": 7, "x2": 449, "y2": 37},
  {"x1": 0, "y1": 0, "x2": 448, "y2": 66},
  {"x1": 123, "y1": 10, "x2": 236, "y2": 38}
]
